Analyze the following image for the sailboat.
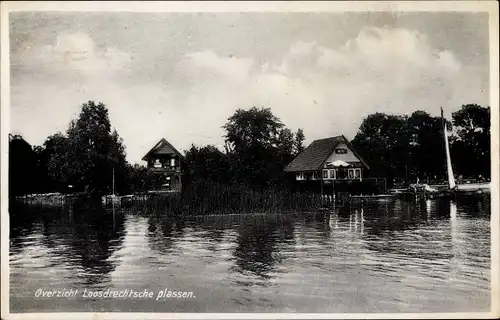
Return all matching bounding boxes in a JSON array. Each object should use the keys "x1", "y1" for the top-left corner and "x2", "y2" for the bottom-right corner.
[{"x1": 441, "y1": 107, "x2": 490, "y2": 194}]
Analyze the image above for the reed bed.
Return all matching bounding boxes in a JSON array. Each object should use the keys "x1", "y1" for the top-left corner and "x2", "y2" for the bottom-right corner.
[{"x1": 128, "y1": 180, "x2": 323, "y2": 216}]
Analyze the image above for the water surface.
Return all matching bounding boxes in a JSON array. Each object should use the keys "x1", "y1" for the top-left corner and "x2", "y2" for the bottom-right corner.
[{"x1": 10, "y1": 196, "x2": 491, "y2": 313}]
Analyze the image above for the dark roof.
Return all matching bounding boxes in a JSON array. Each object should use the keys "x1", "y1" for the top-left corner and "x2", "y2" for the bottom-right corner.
[
  {"x1": 284, "y1": 135, "x2": 370, "y2": 172},
  {"x1": 142, "y1": 138, "x2": 183, "y2": 161}
]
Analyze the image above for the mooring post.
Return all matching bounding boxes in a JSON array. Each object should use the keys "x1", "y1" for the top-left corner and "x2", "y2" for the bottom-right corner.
[
  {"x1": 332, "y1": 180, "x2": 336, "y2": 204},
  {"x1": 320, "y1": 171, "x2": 324, "y2": 207}
]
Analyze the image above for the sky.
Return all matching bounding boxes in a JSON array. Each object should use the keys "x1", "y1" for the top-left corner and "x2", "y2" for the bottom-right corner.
[{"x1": 9, "y1": 11, "x2": 490, "y2": 164}]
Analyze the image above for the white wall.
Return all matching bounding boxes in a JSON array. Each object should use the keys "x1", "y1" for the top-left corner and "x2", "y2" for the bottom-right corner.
[{"x1": 324, "y1": 142, "x2": 359, "y2": 163}]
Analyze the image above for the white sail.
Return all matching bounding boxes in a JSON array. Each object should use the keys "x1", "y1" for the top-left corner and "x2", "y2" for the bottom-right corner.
[{"x1": 443, "y1": 122, "x2": 456, "y2": 189}]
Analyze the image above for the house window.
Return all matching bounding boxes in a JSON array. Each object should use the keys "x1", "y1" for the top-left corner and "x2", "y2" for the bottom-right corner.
[
  {"x1": 170, "y1": 158, "x2": 176, "y2": 167},
  {"x1": 322, "y1": 169, "x2": 336, "y2": 180},
  {"x1": 153, "y1": 159, "x2": 162, "y2": 168},
  {"x1": 348, "y1": 168, "x2": 361, "y2": 180},
  {"x1": 312, "y1": 171, "x2": 319, "y2": 180},
  {"x1": 335, "y1": 148, "x2": 348, "y2": 154},
  {"x1": 296, "y1": 173, "x2": 305, "y2": 181},
  {"x1": 329, "y1": 169, "x2": 336, "y2": 180},
  {"x1": 323, "y1": 169, "x2": 329, "y2": 179}
]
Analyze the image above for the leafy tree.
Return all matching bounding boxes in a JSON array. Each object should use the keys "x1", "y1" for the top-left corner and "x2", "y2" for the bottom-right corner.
[
  {"x1": 351, "y1": 113, "x2": 410, "y2": 186},
  {"x1": 126, "y1": 164, "x2": 166, "y2": 193},
  {"x1": 39, "y1": 101, "x2": 127, "y2": 194},
  {"x1": 222, "y1": 107, "x2": 298, "y2": 187},
  {"x1": 276, "y1": 128, "x2": 294, "y2": 163},
  {"x1": 184, "y1": 144, "x2": 231, "y2": 183},
  {"x1": 294, "y1": 128, "x2": 305, "y2": 156},
  {"x1": 66, "y1": 101, "x2": 127, "y2": 194},
  {"x1": 223, "y1": 107, "x2": 284, "y2": 152},
  {"x1": 43, "y1": 133, "x2": 72, "y2": 191},
  {"x1": 407, "y1": 111, "x2": 450, "y2": 182},
  {"x1": 352, "y1": 106, "x2": 489, "y2": 185},
  {"x1": 9, "y1": 134, "x2": 38, "y2": 197},
  {"x1": 451, "y1": 104, "x2": 490, "y2": 179}
]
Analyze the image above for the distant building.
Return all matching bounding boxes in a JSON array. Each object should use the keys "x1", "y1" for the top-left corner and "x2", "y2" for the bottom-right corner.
[
  {"x1": 142, "y1": 138, "x2": 183, "y2": 192},
  {"x1": 285, "y1": 135, "x2": 370, "y2": 180}
]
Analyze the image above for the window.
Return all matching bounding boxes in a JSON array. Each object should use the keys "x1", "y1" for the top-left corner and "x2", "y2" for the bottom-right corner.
[
  {"x1": 170, "y1": 158, "x2": 176, "y2": 167},
  {"x1": 153, "y1": 159, "x2": 162, "y2": 168},
  {"x1": 322, "y1": 169, "x2": 336, "y2": 180},
  {"x1": 312, "y1": 172, "x2": 319, "y2": 180},
  {"x1": 296, "y1": 173, "x2": 305, "y2": 181},
  {"x1": 335, "y1": 148, "x2": 348, "y2": 154},
  {"x1": 348, "y1": 168, "x2": 362, "y2": 180},
  {"x1": 323, "y1": 169, "x2": 329, "y2": 179},
  {"x1": 355, "y1": 169, "x2": 361, "y2": 179},
  {"x1": 329, "y1": 169, "x2": 336, "y2": 180}
]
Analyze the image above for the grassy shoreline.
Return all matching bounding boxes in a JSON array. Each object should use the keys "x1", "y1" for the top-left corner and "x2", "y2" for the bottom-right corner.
[{"x1": 14, "y1": 181, "x2": 325, "y2": 216}]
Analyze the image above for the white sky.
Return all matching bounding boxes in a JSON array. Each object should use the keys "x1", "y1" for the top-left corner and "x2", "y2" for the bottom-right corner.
[{"x1": 9, "y1": 11, "x2": 489, "y2": 164}]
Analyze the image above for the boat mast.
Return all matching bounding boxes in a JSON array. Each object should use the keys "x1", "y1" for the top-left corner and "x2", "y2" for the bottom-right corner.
[{"x1": 441, "y1": 107, "x2": 456, "y2": 189}]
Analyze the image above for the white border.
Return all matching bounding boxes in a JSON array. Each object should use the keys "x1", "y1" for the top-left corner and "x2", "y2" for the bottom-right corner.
[{"x1": 1, "y1": 1, "x2": 499, "y2": 320}]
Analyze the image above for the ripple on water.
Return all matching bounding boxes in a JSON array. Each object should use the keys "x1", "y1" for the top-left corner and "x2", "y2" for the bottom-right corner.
[{"x1": 9, "y1": 197, "x2": 491, "y2": 313}]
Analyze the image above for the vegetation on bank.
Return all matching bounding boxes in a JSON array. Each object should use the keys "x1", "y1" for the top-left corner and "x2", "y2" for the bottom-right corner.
[
  {"x1": 129, "y1": 180, "x2": 324, "y2": 216},
  {"x1": 9, "y1": 100, "x2": 491, "y2": 202}
]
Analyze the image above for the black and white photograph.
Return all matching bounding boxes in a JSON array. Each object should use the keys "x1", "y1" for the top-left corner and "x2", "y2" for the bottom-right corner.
[{"x1": 1, "y1": 1, "x2": 499, "y2": 319}]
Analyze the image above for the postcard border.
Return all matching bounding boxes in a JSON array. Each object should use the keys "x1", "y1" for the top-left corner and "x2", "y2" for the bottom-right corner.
[{"x1": 1, "y1": 1, "x2": 499, "y2": 319}]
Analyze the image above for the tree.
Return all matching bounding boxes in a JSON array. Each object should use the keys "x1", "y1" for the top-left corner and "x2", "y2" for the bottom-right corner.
[
  {"x1": 222, "y1": 107, "x2": 298, "y2": 187},
  {"x1": 9, "y1": 134, "x2": 38, "y2": 197},
  {"x1": 43, "y1": 133, "x2": 72, "y2": 191},
  {"x1": 68, "y1": 101, "x2": 127, "y2": 194},
  {"x1": 407, "y1": 111, "x2": 450, "y2": 182},
  {"x1": 126, "y1": 164, "x2": 164, "y2": 193},
  {"x1": 184, "y1": 144, "x2": 231, "y2": 183},
  {"x1": 40, "y1": 101, "x2": 127, "y2": 194},
  {"x1": 223, "y1": 107, "x2": 284, "y2": 152},
  {"x1": 351, "y1": 106, "x2": 487, "y2": 185},
  {"x1": 451, "y1": 104, "x2": 490, "y2": 179},
  {"x1": 293, "y1": 128, "x2": 305, "y2": 156},
  {"x1": 351, "y1": 113, "x2": 410, "y2": 186}
]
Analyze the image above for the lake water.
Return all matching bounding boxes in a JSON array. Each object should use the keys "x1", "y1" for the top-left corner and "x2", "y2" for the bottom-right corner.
[{"x1": 10, "y1": 196, "x2": 491, "y2": 313}]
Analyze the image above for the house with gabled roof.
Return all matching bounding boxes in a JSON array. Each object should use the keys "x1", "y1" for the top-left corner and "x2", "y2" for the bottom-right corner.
[
  {"x1": 285, "y1": 135, "x2": 370, "y2": 183},
  {"x1": 142, "y1": 138, "x2": 184, "y2": 191}
]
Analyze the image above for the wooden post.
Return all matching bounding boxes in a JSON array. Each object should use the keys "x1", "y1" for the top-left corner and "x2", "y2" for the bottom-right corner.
[
  {"x1": 178, "y1": 155, "x2": 182, "y2": 192},
  {"x1": 320, "y1": 170, "x2": 324, "y2": 206},
  {"x1": 332, "y1": 179, "x2": 335, "y2": 202}
]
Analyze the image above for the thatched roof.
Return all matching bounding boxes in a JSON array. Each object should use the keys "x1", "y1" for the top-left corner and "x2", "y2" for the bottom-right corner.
[
  {"x1": 142, "y1": 138, "x2": 183, "y2": 161},
  {"x1": 284, "y1": 135, "x2": 369, "y2": 172}
]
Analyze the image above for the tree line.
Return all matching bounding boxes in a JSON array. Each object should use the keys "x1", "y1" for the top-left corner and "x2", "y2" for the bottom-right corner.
[
  {"x1": 9, "y1": 101, "x2": 490, "y2": 198},
  {"x1": 351, "y1": 104, "x2": 490, "y2": 185}
]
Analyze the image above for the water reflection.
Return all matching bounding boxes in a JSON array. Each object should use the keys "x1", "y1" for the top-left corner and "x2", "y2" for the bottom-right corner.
[
  {"x1": 230, "y1": 216, "x2": 294, "y2": 281},
  {"x1": 147, "y1": 215, "x2": 185, "y2": 254},
  {"x1": 10, "y1": 195, "x2": 491, "y2": 313},
  {"x1": 10, "y1": 200, "x2": 126, "y2": 286}
]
